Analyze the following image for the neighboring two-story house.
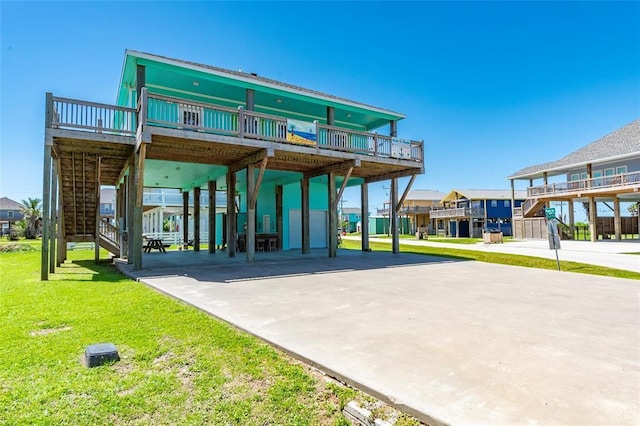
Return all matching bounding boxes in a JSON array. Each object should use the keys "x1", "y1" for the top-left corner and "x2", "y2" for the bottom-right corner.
[
  {"x1": 40, "y1": 50, "x2": 424, "y2": 278},
  {"x1": 0, "y1": 197, "x2": 24, "y2": 237},
  {"x1": 340, "y1": 207, "x2": 363, "y2": 233},
  {"x1": 430, "y1": 189, "x2": 526, "y2": 237},
  {"x1": 508, "y1": 120, "x2": 640, "y2": 241}
]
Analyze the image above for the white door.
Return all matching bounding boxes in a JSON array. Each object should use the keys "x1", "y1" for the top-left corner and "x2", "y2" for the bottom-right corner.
[{"x1": 289, "y1": 209, "x2": 327, "y2": 249}]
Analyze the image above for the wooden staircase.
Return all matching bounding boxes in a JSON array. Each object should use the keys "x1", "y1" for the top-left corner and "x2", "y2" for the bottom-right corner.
[
  {"x1": 58, "y1": 152, "x2": 120, "y2": 256},
  {"x1": 520, "y1": 197, "x2": 546, "y2": 218}
]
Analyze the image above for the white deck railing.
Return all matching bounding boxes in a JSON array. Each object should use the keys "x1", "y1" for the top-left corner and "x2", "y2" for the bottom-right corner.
[
  {"x1": 527, "y1": 171, "x2": 640, "y2": 197},
  {"x1": 429, "y1": 207, "x2": 485, "y2": 219},
  {"x1": 47, "y1": 91, "x2": 424, "y2": 163},
  {"x1": 51, "y1": 96, "x2": 136, "y2": 136},
  {"x1": 144, "y1": 92, "x2": 423, "y2": 162}
]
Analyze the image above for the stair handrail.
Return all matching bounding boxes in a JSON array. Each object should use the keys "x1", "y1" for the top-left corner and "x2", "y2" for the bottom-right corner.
[{"x1": 99, "y1": 219, "x2": 120, "y2": 247}]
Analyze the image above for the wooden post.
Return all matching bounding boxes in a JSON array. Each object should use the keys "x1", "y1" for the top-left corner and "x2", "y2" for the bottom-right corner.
[
  {"x1": 133, "y1": 145, "x2": 145, "y2": 270},
  {"x1": 326, "y1": 106, "x2": 335, "y2": 126},
  {"x1": 613, "y1": 197, "x2": 621, "y2": 240},
  {"x1": 510, "y1": 179, "x2": 515, "y2": 219},
  {"x1": 246, "y1": 164, "x2": 256, "y2": 262},
  {"x1": 226, "y1": 171, "x2": 236, "y2": 258},
  {"x1": 301, "y1": 177, "x2": 310, "y2": 254},
  {"x1": 182, "y1": 191, "x2": 189, "y2": 249},
  {"x1": 41, "y1": 93, "x2": 54, "y2": 281},
  {"x1": 391, "y1": 178, "x2": 399, "y2": 253},
  {"x1": 193, "y1": 187, "x2": 201, "y2": 251},
  {"x1": 41, "y1": 143, "x2": 52, "y2": 281},
  {"x1": 56, "y1": 158, "x2": 65, "y2": 266},
  {"x1": 328, "y1": 172, "x2": 337, "y2": 257},
  {"x1": 568, "y1": 200, "x2": 575, "y2": 239},
  {"x1": 390, "y1": 120, "x2": 398, "y2": 137},
  {"x1": 136, "y1": 65, "x2": 145, "y2": 101},
  {"x1": 361, "y1": 182, "x2": 369, "y2": 251},
  {"x1": 276, "y1": 185, "x2": 283, "y2": 250},
  {"x1": 589, "y1": 197, "x2": 597, "y2": 242},
  {"x1": 246, "y1": 89, "x2": 255, "y2": 111},
  {"x1": 126, "y1": 165, "x2": 135, "y2": 262},
  {"x1": 49, "y1": 159, "x2": 58, "y2": 273},
  {"x1": 208, "y1": 180, "x2": 216, "y2": 253},
  {"x1": 94, "y1": 156, "x2": 101, "y2": 263}
]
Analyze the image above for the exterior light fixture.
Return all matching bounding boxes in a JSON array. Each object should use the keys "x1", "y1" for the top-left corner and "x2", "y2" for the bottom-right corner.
[
  {"x1": 276, "y1": 99, "x2": 283, "y2": 103},
  {"x1": 193, "y1": 81, "x2": 200, "y2": 86}
]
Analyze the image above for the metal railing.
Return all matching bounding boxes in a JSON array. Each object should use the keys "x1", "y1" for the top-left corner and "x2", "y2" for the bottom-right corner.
[
  {"x1": 527, "y1": 171, "x2": 640, "y2": 197},
  {"x1": 51, "y1": 96, "x2": 136, "y2": 136}
]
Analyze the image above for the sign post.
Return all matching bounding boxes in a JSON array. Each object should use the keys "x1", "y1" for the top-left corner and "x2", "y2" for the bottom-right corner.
[{"x1": 545, "y1": 208, "x2": 561, "y2": 270}]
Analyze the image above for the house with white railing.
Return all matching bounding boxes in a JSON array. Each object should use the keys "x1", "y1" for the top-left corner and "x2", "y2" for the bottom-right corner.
[
  {"x1": 508, "y1": 120, "x2": 640, "y2": 241},
  {"x1": 429, "y1": 189, "x2": 527, "y2": 237},
  {"x1": 39, "y1": 50, "x2": 424, "y2": 279},
  {"x1": 377, "y1": 189, "x2": 446, "y2": 235}
]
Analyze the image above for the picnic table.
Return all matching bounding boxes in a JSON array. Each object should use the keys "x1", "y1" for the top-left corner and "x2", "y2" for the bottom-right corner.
[{"x1": 144, "y1": 238, "x2": 166, "y2": 253}]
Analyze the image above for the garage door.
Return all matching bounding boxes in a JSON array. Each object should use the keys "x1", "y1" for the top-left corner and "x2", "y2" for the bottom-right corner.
[{"x1": 289, "y1": 209, "x2": 327, "y2": 249}]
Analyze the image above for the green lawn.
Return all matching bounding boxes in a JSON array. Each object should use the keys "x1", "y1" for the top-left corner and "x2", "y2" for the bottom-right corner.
[
  {"x1": 0, "y1": 243, "x2": 418, "y2": 425},
  {"x1": 343, "y1": 240, "x2": 640, "y2": 280}
]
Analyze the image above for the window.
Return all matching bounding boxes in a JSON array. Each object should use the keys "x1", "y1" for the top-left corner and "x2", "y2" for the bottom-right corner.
[
  {"x1": 7, "y1": 211, "x2": 13, "y2": 218},
  {"x1": 570, "y1": 173, "x2": 580, "y2": 181},
  {"x1": 504, "y1": 200, "x2": 510, "y2": 207},
  {"x1": 604, "y1": 168, "x2": 614, "y2": 176},
  {"x1": 491, "y1": 200, "x2": 497, "y2": 207},
  {"x1": 616, "y1": 166, "x2": 627, "y2": 174}
]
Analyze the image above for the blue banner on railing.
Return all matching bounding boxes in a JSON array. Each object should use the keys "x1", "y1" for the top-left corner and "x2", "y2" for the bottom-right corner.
[{"x1": 286, "y1": 119, "x2": 316, "y2": 146}]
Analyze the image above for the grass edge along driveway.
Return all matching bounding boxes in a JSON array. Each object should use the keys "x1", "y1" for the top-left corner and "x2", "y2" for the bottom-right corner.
[
  {"x1": 341, "y1": 239, "x2": 640, "y2": 280},
  {"x1": 0, "y1": 246, "x2": 419, "y2": 425}
]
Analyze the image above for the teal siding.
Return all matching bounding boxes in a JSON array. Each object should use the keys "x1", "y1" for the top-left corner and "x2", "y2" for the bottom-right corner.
[
  {"x1": 281, "y1": 180, "x2": 328, "y2": 250},
  {"x1": 256, "y1": 181, "x2": 277, "y2": 233}
]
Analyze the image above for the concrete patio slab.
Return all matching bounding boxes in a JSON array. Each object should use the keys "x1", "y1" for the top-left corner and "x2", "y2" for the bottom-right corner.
[{"x1": 122, "y1": 251, "x2": 639, "y2": 425}]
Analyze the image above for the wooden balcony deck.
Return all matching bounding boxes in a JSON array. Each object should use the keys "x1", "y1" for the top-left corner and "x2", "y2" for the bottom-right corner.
[
  {"x1": 513, "y1": 172, "x2": 640, "y2": 218},
  {"x1": 526, "y1": 172, "x2": 640, "y2": 199},
  {"x1": 49, "y1": 91, "x2": 424, "y2": 184}
]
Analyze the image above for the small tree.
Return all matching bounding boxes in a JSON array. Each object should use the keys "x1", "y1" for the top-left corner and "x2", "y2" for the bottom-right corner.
[
  {"x1": 628, "y1": 202, "x2": 639, "y2": 217},
  {"x1": 20, "y1": 197, "x2": 42, "y2": 239}
]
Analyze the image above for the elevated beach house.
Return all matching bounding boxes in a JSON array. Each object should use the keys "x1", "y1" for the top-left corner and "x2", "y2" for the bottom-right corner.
[
  {"x1": 430, "y1": 189, "x2": 526, "y2": 237},
  {"x1": 40, "y1": 50, "x2": 424, "y2": 279},
  {"x1": 508, "y1": 120, "x2": 640, "y2": 241}
]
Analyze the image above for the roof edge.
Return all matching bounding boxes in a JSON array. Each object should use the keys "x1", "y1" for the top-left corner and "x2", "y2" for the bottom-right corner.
[
  {"x1": 125, "y1": 50, "x2": 406, "y2": 120},
  {"x1": 507, "y1": 151, "x2": 640, "y2": 180}
]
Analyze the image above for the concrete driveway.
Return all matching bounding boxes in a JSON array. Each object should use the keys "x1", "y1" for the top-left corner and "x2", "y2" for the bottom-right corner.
[{"x1": 129, "y1": 251, "x2": 640, "y2": 425}]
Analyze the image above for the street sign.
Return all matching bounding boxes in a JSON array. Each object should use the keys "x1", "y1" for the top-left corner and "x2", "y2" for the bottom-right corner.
[
  {"x1": 547, "y1": 218, "x2": 561, "y2": 270},
  {"x1": 545, "y1": 207, "x2": 556, "y2": 219}
]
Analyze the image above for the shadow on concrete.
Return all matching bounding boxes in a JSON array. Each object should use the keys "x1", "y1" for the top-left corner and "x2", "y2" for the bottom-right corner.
[{"x1": 116, "y1": 248, "x2": 468, "y2": 284}]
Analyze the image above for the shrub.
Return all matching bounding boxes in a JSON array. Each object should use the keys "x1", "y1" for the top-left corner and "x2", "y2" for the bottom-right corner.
[{"x1": 0, "y1": 243, "x2": 36, "y2": 253}]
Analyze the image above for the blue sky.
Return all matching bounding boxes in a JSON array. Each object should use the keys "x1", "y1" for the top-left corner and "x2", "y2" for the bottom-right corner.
[{"x1": 1, "y1": 1, "x2": 639, "y2": 216}]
